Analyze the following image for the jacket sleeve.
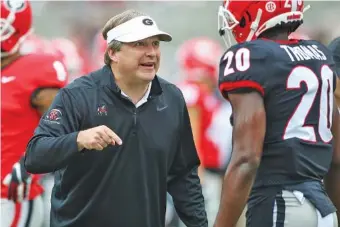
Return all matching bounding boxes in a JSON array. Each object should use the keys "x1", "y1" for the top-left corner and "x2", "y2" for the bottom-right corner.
[
  {"x1": 25, "y1": 88, "x2": 82, "y2": 174},
  {"x1": 167, "y1": 92, "x2": 208, "y2": 227}
]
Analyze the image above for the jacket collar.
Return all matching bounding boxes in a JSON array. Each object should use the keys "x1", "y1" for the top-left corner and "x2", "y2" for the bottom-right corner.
[{"x1": 97, "y1": 65, "x2": 163, "y2": 97}]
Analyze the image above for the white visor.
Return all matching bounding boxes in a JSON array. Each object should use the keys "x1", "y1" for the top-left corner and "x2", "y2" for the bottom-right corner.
[{"x1": 106, "y1": 16, "x2": 172, "y2": 44}]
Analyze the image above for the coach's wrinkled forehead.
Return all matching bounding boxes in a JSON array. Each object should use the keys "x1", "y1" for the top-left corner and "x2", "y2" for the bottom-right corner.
[{"x1": 106, "y1": 16, "x2": 172, "y2": 44}]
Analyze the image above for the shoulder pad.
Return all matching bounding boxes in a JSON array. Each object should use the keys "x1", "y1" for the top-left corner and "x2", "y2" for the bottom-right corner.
[{"x1": 218, "y1": 41, "x2": 272, "y2": 99}]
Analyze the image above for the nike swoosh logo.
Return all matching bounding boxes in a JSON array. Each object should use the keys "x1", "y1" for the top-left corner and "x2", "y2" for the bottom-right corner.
[
  {"x1": 157, "y1": 105, "x2": 168, "y2": 111},
  {"x1": 1, "y1": 76, "x2": 16, "y2": 84}
]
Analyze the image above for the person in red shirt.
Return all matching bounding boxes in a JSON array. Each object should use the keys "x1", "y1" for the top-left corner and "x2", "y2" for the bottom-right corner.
[
  {"x1": 177, "y1": 37, "x2": 223, "y2": 174},
  {"x1": 177, "y1": 37, "x2": 224, "y2": 224},
  {"x1": 20, "y1": 33, "x2": 58, "y2": 56},
  {"x1": 51, "y1": 37, "x2": 86, "y2": 83},
  {"x1": 1, "y1": 1, "x2": 68, "y2": 226}
]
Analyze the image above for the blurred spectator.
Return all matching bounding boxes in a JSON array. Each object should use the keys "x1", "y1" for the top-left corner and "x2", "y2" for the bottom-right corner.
[
  {"x1": 176, "y1": 37, "x2": 224, "y2": 225},
  {"x1": 51, "y1": 37, "x2": 85, "y2": 81}
]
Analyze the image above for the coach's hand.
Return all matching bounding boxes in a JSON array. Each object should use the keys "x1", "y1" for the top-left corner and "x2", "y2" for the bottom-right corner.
[
  {"x1": 77, "y1": 125, "x2": 123, "y2": 151},
  {"x1": 3, "y1": 157, "x2": 32, "y2": 203}
]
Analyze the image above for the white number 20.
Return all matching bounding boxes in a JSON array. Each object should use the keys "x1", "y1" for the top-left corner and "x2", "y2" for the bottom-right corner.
[
  {"x1": 223, "y1": 48, "x2": 250, "y2": 76},
  {"x1": 283, "y1": 65, "x2": 334, "y2": 143}
]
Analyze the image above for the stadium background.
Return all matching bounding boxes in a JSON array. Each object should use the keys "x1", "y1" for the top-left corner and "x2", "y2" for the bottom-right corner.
[
  {"x1": 18, "y1": 1, "x2": 340, "y2": 227},
  {"x1": 31, "y1": 1, "x2": 340, "y2": 83}
]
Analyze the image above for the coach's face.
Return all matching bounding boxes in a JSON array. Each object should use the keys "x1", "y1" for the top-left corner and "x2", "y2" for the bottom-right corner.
[{"x1": 116, "y1": 36, "x2": 161, "y2": 82}]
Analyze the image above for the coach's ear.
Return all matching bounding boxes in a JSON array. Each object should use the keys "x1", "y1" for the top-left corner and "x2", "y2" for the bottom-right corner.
[{"x1": 108, "y1": 49, "x2": 118, "y2": 63}]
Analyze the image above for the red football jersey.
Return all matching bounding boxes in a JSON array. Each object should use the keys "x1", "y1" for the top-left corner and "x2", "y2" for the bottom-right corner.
[
  {"x1": 1, "y1": 54, "x2": 68, "y2": 199},
  {"x1": 178, "y1": 81, "x2": 221, "y2": 169}
]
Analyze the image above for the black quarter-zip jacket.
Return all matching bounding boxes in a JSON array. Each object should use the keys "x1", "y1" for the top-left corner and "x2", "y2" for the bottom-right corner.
[{"x1": 25, "y1": 66, "x2": 207, "y2": 227}]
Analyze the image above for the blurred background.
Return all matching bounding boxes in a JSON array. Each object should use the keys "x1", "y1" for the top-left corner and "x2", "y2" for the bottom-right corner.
[
  {"x1": 17, "y1": 1, "x2": 340, "y2": 227},
  {"x1": 30, "y1": 0, "x2": 340, "y2": 83}
]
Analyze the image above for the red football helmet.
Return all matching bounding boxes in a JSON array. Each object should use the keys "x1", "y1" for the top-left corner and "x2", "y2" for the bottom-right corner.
[
  {"x1": 1, "y1": 0, "x2": 32, "y2": 56},
  {"x1": 177, "y1": 37, "x2": 223, "y2": 82},
  {"x1": 218, "y1": 0, "x2": 310, "y2": 47}
]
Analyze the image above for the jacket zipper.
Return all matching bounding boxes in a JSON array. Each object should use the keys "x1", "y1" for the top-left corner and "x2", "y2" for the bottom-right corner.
[{"x1": 133, "y1": 109, "x2": 137, "y2": 125}]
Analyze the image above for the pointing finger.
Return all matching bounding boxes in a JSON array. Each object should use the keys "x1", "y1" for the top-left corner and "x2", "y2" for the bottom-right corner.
[
  {"x1": 102, "y1": 126, "x2": 122, "y2": 145},
  {"x1": 97, "y1": 130, "x2": 113, "y2": 144}
]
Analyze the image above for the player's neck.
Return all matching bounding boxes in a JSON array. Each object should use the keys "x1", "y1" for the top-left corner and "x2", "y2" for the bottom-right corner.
[
  {"x1": 1, "y1": 52, "x2": 21, "y2": 69},
  {"x1": 260, "y1": 32, "x2": 289, "y2": 41}
]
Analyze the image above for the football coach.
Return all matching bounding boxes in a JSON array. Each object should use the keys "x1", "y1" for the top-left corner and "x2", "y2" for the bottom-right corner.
[{"x1": 25, "y1": 9, "x2": 207, "y2": 227}]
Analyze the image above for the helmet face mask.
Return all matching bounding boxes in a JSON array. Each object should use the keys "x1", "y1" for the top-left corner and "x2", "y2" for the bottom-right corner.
[
  {"x1": 218, "y1": 1, "x2": 240, "y2": 32},
  {"x1": 218, "y1": 4, "x2": 239, "y2": 48},
  {"x1": 0, "y1": 18, "x2": 15, "y2": 42},
  {"x1": 218, "y1": 0, "x2": 309, "y2": 48}
]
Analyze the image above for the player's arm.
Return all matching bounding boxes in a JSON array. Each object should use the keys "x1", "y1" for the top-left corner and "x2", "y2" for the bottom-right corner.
[
  {"x1": 214, "y1": 43, "x2": 268, "y2": 227},
  {"x1": 214, "y1": 91, "x2": 266, "y2": 227},
  {"x1": 25, "y1": 88, "x2": 81, "y2": 174},
  {"x1": 167, "y1": 90, "x2": 207, "y2": 227},
  {"x1": 324, "y1": 97, "x2": 340, "y2": 223},
  {"x1": 31, "y1": 88, "x2": 60, "y2": 115},
  {"x1": 30, "y1": 58, "x2": 69, "y2": 115}
]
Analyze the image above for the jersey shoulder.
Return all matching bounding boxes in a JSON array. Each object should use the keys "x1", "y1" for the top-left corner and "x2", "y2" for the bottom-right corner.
[
  {"x1": 23, "y1": 53, "x2": 69, "y2": 88},
  {"x1": 218, "y1": 40, "x2": 273, "y2": 98},
  {"x1": 310, "y1": 40, "x2": 339, "y2": 73},
  {"x1": 297, "y1": 39, "x2": 335, "y2": 61},
  {"x1": 223, "y1": 40, "x2": 273, "y2": 60},
  {"x1": 20, "y1": 53, "x2": 61, "y2": 68},
  {"x1": 298, "y1": 39, "x2": 338, "y2": 89},
  {"x1": 328, "y1": 38, "x2": 340, "y2": 77}
]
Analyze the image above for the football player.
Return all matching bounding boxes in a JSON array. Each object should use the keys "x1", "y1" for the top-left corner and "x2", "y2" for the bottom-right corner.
[
  {"x1": 177, "y1": 37, "x2": 223, "y2": 174},
  {"x1": 176, "y1": 37, "x2": 225, "y2": 225},
  {"x1": 20, "y1": 33, "x2": 58, "y2": 56},
  {"x1": 51, "y1": 37, "x2": 85, "y2": 82},
  {"x1": 214, "y1": 0, "x2": 340, "y2": 226},
  {"x1": 1, "y1": 0, "x2": 68, "y2": 226}
]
